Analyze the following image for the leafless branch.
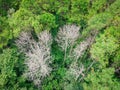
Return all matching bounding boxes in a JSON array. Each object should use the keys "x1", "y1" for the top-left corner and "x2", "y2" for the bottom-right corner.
[{"x1": 16, "y1": 30, "x2": 52, "y2": 87}]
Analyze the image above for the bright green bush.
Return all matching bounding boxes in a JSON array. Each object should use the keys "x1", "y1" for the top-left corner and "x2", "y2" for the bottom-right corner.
[{"x1": 0, "y1": 48, "x2": 35, "y2": 89}]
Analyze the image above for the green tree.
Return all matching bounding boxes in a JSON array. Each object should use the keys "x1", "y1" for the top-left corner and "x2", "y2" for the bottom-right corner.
[
  {"x1": 0, "y1": 17, "x2": 10, "y2": 49},
  {"x1": 0, "y1": 0, "x2": 20, "y2": 16},
  {"x1": 90, "y1": 25, "x2": 120, "y2": 67},
  {"x1": 83, "y1": 68, "x2": 120, "y2": 90},
  {"x1": 0, "y1": 48, "x2": 35, "y2": 89}
]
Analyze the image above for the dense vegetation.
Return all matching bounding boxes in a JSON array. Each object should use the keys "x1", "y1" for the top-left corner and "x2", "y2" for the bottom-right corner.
[{"x1": 0, "y1": 0, "x2": 120, "y2": 90}]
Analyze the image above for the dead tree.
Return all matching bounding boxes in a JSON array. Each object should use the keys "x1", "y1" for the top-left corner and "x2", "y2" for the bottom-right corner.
[{"x1": 16, "y1": 30, "x2": 52, "y2": 87}]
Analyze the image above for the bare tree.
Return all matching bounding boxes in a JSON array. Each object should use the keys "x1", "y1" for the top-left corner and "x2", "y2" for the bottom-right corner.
[
  {"x1": 16, "y1": 30, "x2": 52, "y2": 87},
  {"x1": 73, "y1": 36, "x2": 95, "y2": 60},
  {"x1": 56, "y1": 24, "x2": 80, "y2": 60},
  {"x1": 66, "y1": 30, "x2": 98, "y2": 81},
  {"x1": 66, "y1": 63, "x2": 85, "y2": 81}
]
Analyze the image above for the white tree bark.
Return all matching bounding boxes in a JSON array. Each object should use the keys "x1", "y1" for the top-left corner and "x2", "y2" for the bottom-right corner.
[
  {"x1": 66, "y1": 30, "x2": 98, "y2": 81},
  {"x1": 56, "y1": 24, "x2": 80, "y2": 61},
  {"x1": 16, "y1": 30, "x2": 52, "y2": 87},
  {"x1": 67, "y1": 63, "x2": 85, "y2": 81},
  {"x1": 56, "y1": 24, "x2": 80, "y2": 51}
]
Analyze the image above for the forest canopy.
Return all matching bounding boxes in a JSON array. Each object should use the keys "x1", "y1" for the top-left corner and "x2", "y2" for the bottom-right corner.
[{"x1": 0, "y1": 0, "x2": 120, "y2": 90}]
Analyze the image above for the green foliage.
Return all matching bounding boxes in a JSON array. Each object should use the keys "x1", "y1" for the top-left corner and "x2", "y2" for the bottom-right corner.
[
  {"x1": 8, "y1": 8, "x2": 34, "y2": 37},
  {"x1": 0, "y1": 0, "x2": 120, "y2": 89},
  {"x1": 36, "y1": 13, "x2": 57, "y2": 30},
  {"x1": 88, "y1": 13, "x2": 112, "y2": 30},
  {"x1": 42, "y1": 67, "x2": 67, "y2": 90},
  {"x1": 0, "y1": 49, "x2": 18, "y2": 87},
  {"x1": 104, "y1": 26, "x2": 120, "y2": 40},
  {"x1": 83, "y1": 68, "x2": 120, "y2": 90},
  {"x1": 0, "y1": 17, "x2": 10, "y2": 49},
  {"x1": 90, "y1": 33, "x2": 118, "y2": 67},
  {"x1": 64, "y1": 82, "x2": 83, "y2": 90},
  {"x1": 67, "y1": 0, "x2": 89, "y2": 24},
  {"x1": 0, "y1": 48, "x2": 35, "y2": 89},
  {"x1": 104, "y1": 26, "x2": 120, "y2": 67},
  {"x1": 113, "y1": 49, "x2": 120, "y2": 67},
  {"x1": 90, "y1": 26, "x2": 120, "y2": 67},
  {"x1": 88, "y1": 0, "x2": 107, "y2": 16},
  {"x1": 82, "y1": 13, "x2": 112, "y2": 37},
  {"x1": 106, "y1": 0, "x2": 120, "y2": 15},
  {"x1": 20, "y1": 0, "x2": 42, "y2": 14},
  {"x1": 0, "y1": 0, "x2": 20, "y2": 16},
  {"x1": 9, "y1": 7, "x2": 57, "y2": 36}
]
